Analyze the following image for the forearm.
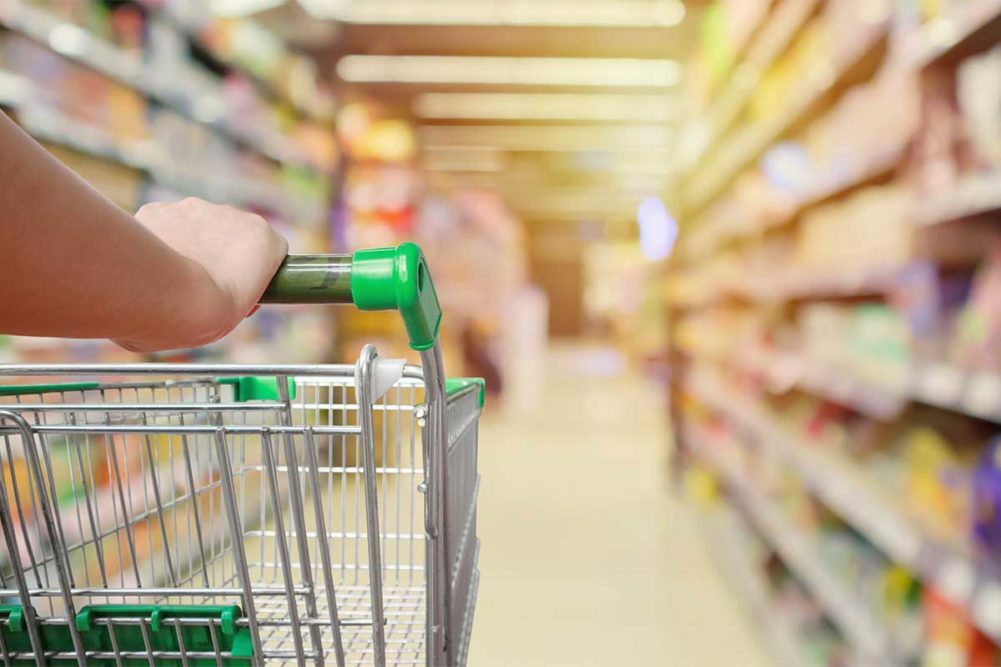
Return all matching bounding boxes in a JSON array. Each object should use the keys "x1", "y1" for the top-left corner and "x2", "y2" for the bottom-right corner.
[{"x1": 0, "y1": 112, "x2": 221, "y2": 343}]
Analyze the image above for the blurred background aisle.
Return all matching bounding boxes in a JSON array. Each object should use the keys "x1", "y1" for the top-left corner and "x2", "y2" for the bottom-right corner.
[
  {"x1": 473, "y1": 344, "x2": 769, "y2": 667},
  {"x1": 2, "y1": 0, "x2": 1001, "y2": 664}
]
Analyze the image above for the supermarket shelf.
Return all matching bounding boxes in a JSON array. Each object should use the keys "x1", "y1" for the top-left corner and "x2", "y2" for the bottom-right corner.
[
  {"x1": 0, "y1": 67, "x2": 29, "y2": 107},
  {"x1": 693, "y1": 339, "x2": 1001, "y2": 425},
  {"x1": 687, "y1": 0, "x2": 822, "y2": 172},
  {"x1": 702, "y1": 0, "x2": 774, "y2": 101},
  {"x1": 687, "y1": 149, "x2": 902, "y2": 262},
  {"x1": 0, "y1": 2, "x2": 316, "y2": 171},
  {"x1": 730, "y1": 347, "x2": 905, "y2": 420},
  {"x1": 18, "y1": 106, "x2": 292, "y2": 212},
  {"x1": 696, "y1": 505, "x2": 811, "y2": 667},
  {"x1": 771, "y1": 151, "x2": 902, "y2": 227},
  {"x1": 908, "y1": 361, "x2": 1001, "y2": 424},
  {"x1": 915, "y1": 170, "x2": 1001, "y2": 227},
  {"x1": 689, "y1": 369, "x2": 1001, "y2": 647},
  {"x1": 686, "y1": 423, "x2": 895, "y2": 662},
  {"x1": 685, "y1": 23, "x2": 890, "y2": 217},
  {"x1": 150, "y1": 4, "x2": 329, "y2": 124},
  {"x1": 669, "y1": 263, "x2": 903, "y2": 310},
  {"x1": 919, "y1": 0, "x2": 1001, "y2": 68},
  {"x1": 746, "y1": 264, "x2": 901, "y2": 301}
]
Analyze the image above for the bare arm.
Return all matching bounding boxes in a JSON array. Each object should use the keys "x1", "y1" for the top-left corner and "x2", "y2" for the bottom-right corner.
[{"x1": 0, "y1": 111, "x2": 287, "y2": 351}]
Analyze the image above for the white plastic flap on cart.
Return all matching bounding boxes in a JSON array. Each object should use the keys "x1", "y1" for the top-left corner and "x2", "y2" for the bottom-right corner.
[{"x1": 371, "y1": 358, "x2": 406, "y2": 402}]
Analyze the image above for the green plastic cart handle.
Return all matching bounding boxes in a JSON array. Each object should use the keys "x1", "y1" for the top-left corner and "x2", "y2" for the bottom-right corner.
[{"x1": 261, "y1": 243, "x2": 442, "y2": 351}]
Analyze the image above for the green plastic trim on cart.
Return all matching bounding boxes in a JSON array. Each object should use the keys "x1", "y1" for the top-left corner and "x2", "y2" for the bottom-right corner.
[
  {"x1": 0, "y1": 605, "x2": 253, "y2": 666},
  {"x1": 0, "y1": 604, "x2": 42, "y2": 664},
  {"x1": 351, "y1": 243, "x2": 442, "y2": 351},
  {"x1": 0, "y1": 605, "x2": 26, "y2": 633},
  {"x1": 0, "y1": 604, "x2": 76, "y2": 659},
  {"x1": 75, "y1": 605, "x2": 253, "y2": 665},
  {"x1": 0, "y1": 381, "x2": 99, "y2": 397},
  {"x1": 220, "y1": 376, "x2": 296, "y2": 402},
  {"x1": 446, "y1": 377, "x2": 486, "y2": 407}
]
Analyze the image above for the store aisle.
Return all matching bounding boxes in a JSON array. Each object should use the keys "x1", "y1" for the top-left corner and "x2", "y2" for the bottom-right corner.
[{"x1": 469, "y1": 345, "x2": 770, "y2": 667}]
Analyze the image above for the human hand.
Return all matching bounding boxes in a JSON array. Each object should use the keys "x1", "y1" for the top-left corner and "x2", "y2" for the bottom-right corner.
[{"x1": 114, "y1": 198, "x2": 288, "y2": 352}]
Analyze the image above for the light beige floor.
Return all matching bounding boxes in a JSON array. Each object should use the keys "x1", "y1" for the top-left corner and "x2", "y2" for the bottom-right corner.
[{"x1": 469, "y1": 345, "x2": 771, "y2": 667}]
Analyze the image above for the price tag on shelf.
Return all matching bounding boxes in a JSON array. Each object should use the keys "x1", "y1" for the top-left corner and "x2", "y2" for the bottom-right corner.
[
  {"x1": 916, "y1": 363, "x2": 965, "y2": 408},
  {"x1": 937, "y1": 557, "x2": 975, "y2": 604},
  {"x1": 973, "y1": 583, "x2": 1001, "y2": 639},
  {"x1": 964, "y1": 371, "x2": 1001, "y2": 421}
]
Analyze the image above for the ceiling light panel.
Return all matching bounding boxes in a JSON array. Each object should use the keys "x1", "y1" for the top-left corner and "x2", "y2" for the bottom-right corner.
[
  {"x1": 414, "y1": 93, "x2": 676, "y2": 123},
  {"x1": 211, "y1": 0, "x2": 284, "y2": 16},
  {"x1": 337, "y1": 55, "x2": 682, "y2": 88},
  {"x1": 419, "y1": 125, "x2": 674, "y2": 152},
  {"x1": 299, "y1": 0, "x2": 686, "y2": 27}
]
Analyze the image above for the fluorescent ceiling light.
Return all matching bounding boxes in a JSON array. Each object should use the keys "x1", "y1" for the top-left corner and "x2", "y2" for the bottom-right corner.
[
  {"x1": 299, "y1": 0, "x2": 685, "y2": 27},
  {"x1": 337, "y1": 55, "x2": 682, "y2": 88},
  {"x1": 423, "y1": 144, "x2": 674, "y2": 157},
  {"x1": 211, "y1": 0, "x2": 285, "y2": 16},
  {"x1": 419, "y1": 125, "x2": 674, "y2": 152},
  {"x1": 414, "y1": 93, "x2": 676, "y2": 123}
]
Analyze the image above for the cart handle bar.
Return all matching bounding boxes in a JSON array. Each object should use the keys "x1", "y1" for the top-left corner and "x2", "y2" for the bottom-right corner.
[{"x1": 261, "y1": 242, "x2": 441, "y2": 351}]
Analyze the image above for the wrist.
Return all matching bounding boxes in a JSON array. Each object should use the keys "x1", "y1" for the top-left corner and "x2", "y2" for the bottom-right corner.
[
  {"x1": 178, "y1": 258, "x2": 237, "y2": 347},
  {"x1": 116, "y1": 257, "x2": 234, "y2": 352}
]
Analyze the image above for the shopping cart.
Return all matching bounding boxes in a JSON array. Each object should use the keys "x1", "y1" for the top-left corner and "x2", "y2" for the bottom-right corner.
[{"x1": 0, "y1": 243, "x2": 482, "y2": 667}]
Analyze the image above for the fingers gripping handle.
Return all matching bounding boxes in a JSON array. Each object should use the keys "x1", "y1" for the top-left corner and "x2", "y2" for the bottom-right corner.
[{"x1": 261, "y1": 243, "x2": 442, "y2": 351}]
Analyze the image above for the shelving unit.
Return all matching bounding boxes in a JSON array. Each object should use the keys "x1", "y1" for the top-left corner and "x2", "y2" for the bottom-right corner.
[
  {"x1": 15, "y1": 103, "x2": 292, "y2": 212},
  {"x1": 915, "y1": 170, "x2": 1001, "y2": 227},
  {"x1": 686, "y1": 423, "x2": 896, "y2": 663},
  {"x1": 672, "y1": 0, "x2": 1001, "y2": 661},
  {"x1": 691, "y1": 342, "x2": 1001, "y2": 426},
  {"x1": 684, "y1": 18, "x2": 889, "y2": 216},
  {"x1": 696, "y1": 504, "x2": 814, "y2": 667},
  {"x1": 686, "y1": 0, "x2": 822, "y2": 174},
  {"x1": 148, "y1": 2, "x2": 329, "y2": 124},
  {"x1": 0, "y1": 2, "x2": 318, "y2": 170},
  {"x1": 918, "y1": 0, "x2": 1001, "y2": 68},
  {"x1": 688, "y1": 368, "x2": 1001, "y2": 647}
]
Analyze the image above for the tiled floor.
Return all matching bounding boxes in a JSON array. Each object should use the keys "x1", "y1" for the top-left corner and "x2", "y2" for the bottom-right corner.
[{"x1": 468, "y1": 346, "x2": 770, "y2": 666}]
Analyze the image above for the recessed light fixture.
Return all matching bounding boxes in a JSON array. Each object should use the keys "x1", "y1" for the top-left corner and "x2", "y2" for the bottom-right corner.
[
  {"x1": 210, "y1": 0, "x2": 285, "y2": 16},
  {"x1": 337, "y1": 55, "x2": 683, "y2": 89},
  {"x1": 419, "y1": 125, "x2": 675, "y2": 152},
  {"x1": 414, "y1": 93, "x2": 676, "y2": 123},
  {"x1": 300, "y1": 0, "x2": 686, "y2": 28}
]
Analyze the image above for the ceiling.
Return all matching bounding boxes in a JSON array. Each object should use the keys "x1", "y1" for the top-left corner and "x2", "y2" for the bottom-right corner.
[{"x1": 256, "y1": 0, "x2": 704, "y2": 227}]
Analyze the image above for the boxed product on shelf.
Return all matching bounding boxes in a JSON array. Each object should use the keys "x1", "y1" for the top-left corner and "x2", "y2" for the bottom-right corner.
[
  {"x1": 956, "y1": 46, "x2": 1001, "y2": 170},
  {"x1": 923, "y1": 586, "x2": 1000, "y2": 665},
  {"x1": 972, "y1": 436, "x2": 1001, "y2": 558},
  {"x1": 799, "y1": 64, "x2": 918, "y2": 187},
  {"x1": 23, "y1": 0, "x2": 145, "y2": 53},
  {"x1": 913, "y1": 44, "x2": 1001, "y2": 200},
  {"x1": 950, "y1": 241, "x2": 1001, "y2": 370},
  {"x1": 795, "y1": 184, "x2": 912, "y2": 271},
  {"x1": 2, "y1": 33, "x2": 149, "y2": 144},
  {"x1": 847, "y1": 304, "x2": 912, "y2": 388},
  {"x1": 48, "y1": 143, "x2": 144, "y2": 209}
]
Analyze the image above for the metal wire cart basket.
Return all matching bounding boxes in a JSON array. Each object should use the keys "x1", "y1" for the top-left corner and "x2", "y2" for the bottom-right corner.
[{"x1": 0, "y1": 244, "x2": 482, "y2": 666}]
